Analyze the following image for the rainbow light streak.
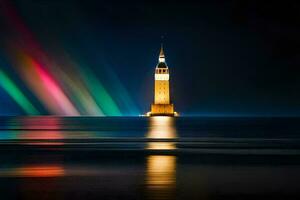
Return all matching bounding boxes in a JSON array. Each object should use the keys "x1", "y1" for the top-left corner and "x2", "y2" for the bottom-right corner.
[
  {"x1": 14, "y1": 53, "x2": 79, "y2": 115},
  {"x1": 59, "y1": 72, "x2": 104, "y2": 115},
  {"x1": 14, "y1": 53, "x2": 62, "y2": 114},
  {"x1": 1, "y1": 1, "x2": 139, "y2": 116},
  {"x1": 51, "y1": 54, "x2": 104, "y2": 115},
  {"x1": 105, "y1": 66, "x2": 139, "y2": 115},
  {"x1": 78, "y1": 66, "x2": 121, "y2": 116},
  {"x1": 34, "y1": 61, "x2": 79, "y2": 116},
  {"x1": 1, "y1": 2, "x2": 79, "y2": 115},
  {"x1": 0, "y1": 69, "x2": 39, "y2": 115}
]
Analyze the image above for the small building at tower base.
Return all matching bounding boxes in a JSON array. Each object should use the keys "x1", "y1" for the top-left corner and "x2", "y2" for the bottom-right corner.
[{"x1": 148, "y1": 104, "x2": 175, "y2": 116}]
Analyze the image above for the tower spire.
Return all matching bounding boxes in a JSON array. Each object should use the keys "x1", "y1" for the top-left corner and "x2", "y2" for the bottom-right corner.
[{"x1": 159, "y1": 43, "x2": 165, "y2": 63}]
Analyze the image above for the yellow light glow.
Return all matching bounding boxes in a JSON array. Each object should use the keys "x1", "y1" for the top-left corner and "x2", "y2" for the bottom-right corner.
[
  {"x1": 146, "y1": 155, "x2": 176, "y2": 188},
  {"x1": 145, "y1": 117, "x2": 177, "y2": 199},
  {"x1": 155, "y1": 73, "x2": 169, "y2": 80},
  {"x1": 159, "y1": 57, "x2": 165, "y2": 63},
  {"x1": 146, "y1": 116, "x2": 177, "y2": 150}
]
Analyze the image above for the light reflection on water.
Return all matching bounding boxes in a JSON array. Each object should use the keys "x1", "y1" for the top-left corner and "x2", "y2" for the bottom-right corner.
[
  {"x1": 0, "y1": 116, "x2": 179, "y2": 200},
  {"x1": 0, "y1": 117, "x2": 65, "y2": 145},
  {"x1": 146, "y1": 155, "x2": 176, "y2": 200},
  {"x1": 146, "y1": 116, "x2": 177, "y2": 199},
  {"x1": 0, "y1": 165, "x2": 65, "y2": 177},
  {"x1": 20, "y1": 117, "x2": 64, "y2": 145},
  {"x1": 146, "y1": 116, "x2": 177, "y2": 150},
  {"x1": 0, "y1": 117, "x2": 300, "y2": 199}
]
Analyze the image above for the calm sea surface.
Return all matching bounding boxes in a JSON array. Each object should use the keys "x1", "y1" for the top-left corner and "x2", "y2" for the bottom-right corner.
[{"x1": 0, "y1": 116, "x2": 300, "y2": 199}]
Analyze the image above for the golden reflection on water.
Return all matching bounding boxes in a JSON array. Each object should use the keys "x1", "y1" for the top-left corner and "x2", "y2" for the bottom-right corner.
[
  {"x1": 146, "y1": 116, "x2": 177, "y2": 199},
  {"x1": 147, "y1": 155, "x2": 176, "y2": 187},
  {"x1": 146, "y1": 116, "x2": 177, "y2": 150}
]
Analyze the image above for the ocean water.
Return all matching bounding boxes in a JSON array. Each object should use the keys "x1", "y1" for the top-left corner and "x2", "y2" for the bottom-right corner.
[{"x1": 0, "y1": 116, "x2": 300, "y2": 199}]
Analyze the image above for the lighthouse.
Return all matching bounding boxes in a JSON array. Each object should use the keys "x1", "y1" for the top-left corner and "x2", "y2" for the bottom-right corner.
[{"x1": 147, "y1": 45, "x2": 177, "y2": 116}]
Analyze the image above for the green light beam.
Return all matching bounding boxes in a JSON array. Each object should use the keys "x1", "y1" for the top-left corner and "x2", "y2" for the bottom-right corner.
[
  {"x1": 0, "y1": 69, "x2": 39, "y2": 115},
  {"x1": 78, "y1": 66, "x2": 122, "y2": 116}
]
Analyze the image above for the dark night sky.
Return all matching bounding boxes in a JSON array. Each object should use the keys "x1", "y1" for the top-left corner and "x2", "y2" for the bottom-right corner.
[{"x1": 0, "y1": 0, "x2": 300, "y2": 116}]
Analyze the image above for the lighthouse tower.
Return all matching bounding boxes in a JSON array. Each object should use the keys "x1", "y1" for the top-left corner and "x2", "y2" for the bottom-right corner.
[{"x1": 148, "y1": 45, "x2": 176, "y2": 116}]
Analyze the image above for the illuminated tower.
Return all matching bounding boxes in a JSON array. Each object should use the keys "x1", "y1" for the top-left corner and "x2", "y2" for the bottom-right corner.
[{"x1": 148, "y1": 45, "x2": 176, "y2": 116}]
